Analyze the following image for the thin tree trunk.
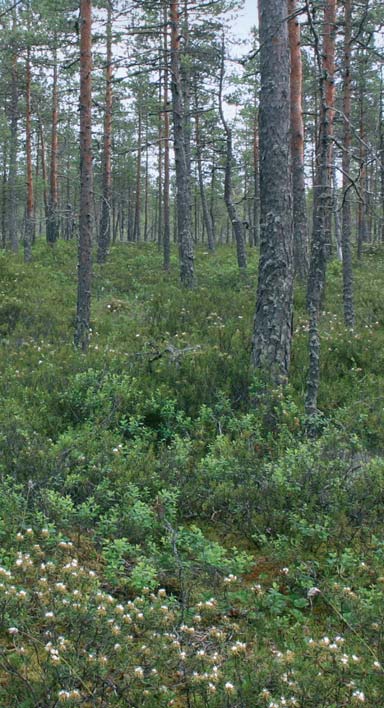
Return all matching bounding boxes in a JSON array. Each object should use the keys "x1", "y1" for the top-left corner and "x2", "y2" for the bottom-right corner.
[
  {"x1": 97, "y1": 0, "x2": 113, "y2": 264},
  {"x1": 288, "y1": 0, "x2": 308, "y2": 279},
  {"x1": 194, "y1": 89, "x2": 215, "y2": 251},
  {"x1": 133, "y1": 100, "x2": 142, "y2": 242},
  {"x1": 332, "y1": 161, "x2": 342, "y2": 260},
  {"x1": 170, "y1": 0, "x2": 194, "y2": 287},
  {"x1": 74, "y1": 0, "x2": 93, "y2": 351},
  {"x1": 357, "y1": 63, "x2": 367, "y2": 259},
  {"x1": 305, "y1": 2, "x2": 333, "y2": 416},
  {"x1": 252, "y1": 104, "x2": 260, "y2": 247},
  {"x1": 47, "y1": 40, "x2": 59, "y2": 244},
  {"x1": 144, "y1": 118, "x2": 149, "y2": 242},
  {"x1": 34, "y1": 129, "x2": 40, "y2": 242},
  {"x1": 9, "y1": 10, "x2": 19, "y2": 253},
  {"x1": 251, "y1": 0, "x2": 293, "y2": 381},
  {"x1": 341, "y1": 0, "x2": 355, "y2": 328},
  {"x1": 163, "y1": 4, "x2": 171, "y2": 270},
  {"x1": 380, "y1": 74, "x2": 384, "y2": 242},
  {"x1": 1, "y1": 145, "x2": 7, "y2": 249},
  {"x1": 181, "y1": 0, "x2": 192, "y2": 202},
  {"x1": 157, "y1": 44, "x2": 163, "y2": 247},
  {"x1": 323, "y1": 0, "x2": 337, "y2": 254},
  {"x1": 210, "y1": 158, "x2": 216, "y2": 239},
  {"x1": 218, "y1": 37, "x2": 247, "y2": 271},
  {"x1": 24, "y1": 41, "x2": 34, "y2": 263}
]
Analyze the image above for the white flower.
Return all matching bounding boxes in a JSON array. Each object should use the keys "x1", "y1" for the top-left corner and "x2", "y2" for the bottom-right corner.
[
  {"x1": 134, "y1": 666, "x2": 144, "y2": 678},
  {"x1": 352, "y1": 690, "x2": 365, "y2": 703},
  {"x1": 8, "y1": 627, "x2": 19, "y2": 635},
  {"x1": 307, "y1": 587, "x2": 321, "y2": 598},
  {"x1": 224, "y1": 682, "x2": 235, "y2": 694}
]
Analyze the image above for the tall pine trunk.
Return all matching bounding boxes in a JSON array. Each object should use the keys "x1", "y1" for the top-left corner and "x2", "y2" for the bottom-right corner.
[
  {"x1": 357, "y1": 60, "x2": 368, "y2": 259},
  {"x1": 288, "y1": 0, "x2": 308, "y2": 280},
  {"x1": 133, "y1": 97, "x2": 142, "y2": 243},
  {"x1": 380, "y1": 75, "x2": 384, "y2": 243},
  {"x1": 25, "y1": 41, "x2": 34, "y2": 262},
  {"x1": 9, "y1": 10, "x2": 19, "y2": 253},
  {"x1": 97, "y1": 0, "x2": 113, "y2": 264},
  {"x1": 218, "y1": 37, "x2": 247, "y2": 271},
  {"x1": 323, "y1": 0, "x2": 337, "y2": 254},
  {"x1": 74, "y1": 0, "x2": 93, "y2": 351},
  {"x1": 252, "y1": 85, "x2": 260, "y2": 247},
  {"x1": 305, "y1": 1, "x2": 334, "y2": 416},
  {"x1": 251, "y1": 0, "x2": 293, "y2": 381},
  {"x1": 341, "y1": 0, "x2": 355, "y2": 328},
  {"x1": 194, "y1": 87, "x2": 215, "y2": 252},
  {"x1": 170, "y1": 0, "x2": 194, "y2": 287},
  {"x1": 163, "y1": 4, "x2": 171, "y2": 270},
  {"x1": 47, "y1": 40, "x2": 59, "y2": 244}
]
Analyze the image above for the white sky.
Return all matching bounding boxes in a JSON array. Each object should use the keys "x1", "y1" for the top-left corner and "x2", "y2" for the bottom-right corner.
[{"x1": 231, "y1": 0, "x2": 256, "y2": 41}]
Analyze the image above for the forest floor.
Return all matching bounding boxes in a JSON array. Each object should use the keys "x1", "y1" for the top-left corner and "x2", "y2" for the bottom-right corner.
[{"x1": 0, "y1": 242, "x2": 384, "y2": 706}]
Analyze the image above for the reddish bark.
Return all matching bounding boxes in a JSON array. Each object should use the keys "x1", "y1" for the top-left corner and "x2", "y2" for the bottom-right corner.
[
  {"x1": 323, "y1": 0, "x2": 337, "y2": 144},
  {"x1": 288, "y1": 0, "x2": 308, "y2": 279}
]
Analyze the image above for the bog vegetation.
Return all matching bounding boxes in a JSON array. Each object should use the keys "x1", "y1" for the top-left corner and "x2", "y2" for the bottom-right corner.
[
  {"x1": 0, "y1": 243, "x2": 384, "y2": 705},
  {"x1": 1, "y1": 0, "x2": 384, "y2": 705}
]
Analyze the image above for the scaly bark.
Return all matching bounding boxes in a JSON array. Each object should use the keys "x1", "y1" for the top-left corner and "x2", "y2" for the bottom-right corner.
[
  {"x1": 252, "y1": 95, "x2": 260, "y2": 247},
  {"x1": 24, "y1": 41, "x2": 34, "y2": 262},
  {"x1": 251, "y1": 0, "x2": 293, "y2": 381},
  {"x1": 74, "y1": 0, "x2": 93, "y2": 351},
  {"x1": 341, "y1": 0, "x2": 355, "y2": 328},
  {"x1": 323, "y1": 0, "x2": 337, "y2": 253},
  {"x1": 163, "y1": 4, "x2": 171, "y2": 270},
  {"x1": 305, "y1": 1, "x2": 333, "y2": 416},
  {"x1": 38, "y1": 115, "x2": 49, "y2": 229},
  {"x1": 170, "y1": 0, "x2": 194, "y2": 287}
]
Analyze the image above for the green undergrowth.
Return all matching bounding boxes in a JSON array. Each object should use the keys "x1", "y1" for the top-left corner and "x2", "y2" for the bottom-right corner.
[{"x1": 1, "y1": 242, "x2": 384, "y2": 705}]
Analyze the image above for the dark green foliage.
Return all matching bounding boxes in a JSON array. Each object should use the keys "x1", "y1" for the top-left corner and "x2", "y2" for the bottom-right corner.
[{"x1": 1, "y1": 243, "x2": 384, "y2": 704}]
